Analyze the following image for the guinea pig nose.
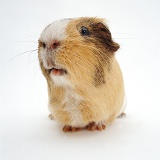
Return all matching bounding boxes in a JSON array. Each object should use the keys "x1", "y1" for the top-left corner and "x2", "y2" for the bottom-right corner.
[{"x1": 50, "y1": 40, "x2": 60, "y2": 49}]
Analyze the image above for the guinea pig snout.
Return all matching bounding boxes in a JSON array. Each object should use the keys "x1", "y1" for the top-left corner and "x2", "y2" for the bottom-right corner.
[
  {"x1": 47, "y1": 61, "x2": 54, "y2": 69},
  {"x1": 48, "y1": 40, "x2": 60, "y2": 50}
]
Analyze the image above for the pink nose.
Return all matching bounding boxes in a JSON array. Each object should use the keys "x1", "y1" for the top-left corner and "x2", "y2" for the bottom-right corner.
[{"x1": 50, "y1": 40, "x2": 60, "y2": 49}]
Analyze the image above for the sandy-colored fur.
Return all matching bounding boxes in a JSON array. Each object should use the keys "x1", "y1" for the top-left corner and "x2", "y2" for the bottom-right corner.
[{"x1": 38, "y1": 17, "x2": 125, "y2": 129}]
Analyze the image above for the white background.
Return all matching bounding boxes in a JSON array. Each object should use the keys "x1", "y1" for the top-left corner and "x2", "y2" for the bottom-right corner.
[{"x1": 0, "y1": 0, "x2": 160, "y2": 160}]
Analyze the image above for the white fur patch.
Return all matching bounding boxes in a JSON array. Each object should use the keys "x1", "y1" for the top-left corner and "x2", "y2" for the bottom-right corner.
[
  {"x1": 39, "y1": 19, "x2": 70, "y2": 70},
  {"x1": 40, "y1": 19, "x2": 70, "y2": 43},
  {"x1": 63, "y1": 87, "x2": 84, "y2": 127},
  {"x1": 50, "y1": 74, "x2": 84, "y2": 127},
  {"x1": 48, "y1": 75, "x2": 84, "y2": 127},
  {"x1": 50, "y1": 74, "x2": 71, "y2": 87}
]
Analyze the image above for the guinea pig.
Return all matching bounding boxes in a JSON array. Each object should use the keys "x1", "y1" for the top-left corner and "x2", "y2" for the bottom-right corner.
[{"x1": 38, "y1": 17, "x2": 126, "y2": 132}]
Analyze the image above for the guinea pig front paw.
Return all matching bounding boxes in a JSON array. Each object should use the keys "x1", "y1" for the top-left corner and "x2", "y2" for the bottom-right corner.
[
  {"x1": 48, "y1": 114, "x2": 55, "y2": 120},
  {"x1": 63, "y1": 125, "x2": 83, "y2": 132},
  {"x1": 86, "y1": 122, "x2": 106, "y2": 131},
  {"x1": 117, "y1": 112, "x2": 126, "y2": 118}
]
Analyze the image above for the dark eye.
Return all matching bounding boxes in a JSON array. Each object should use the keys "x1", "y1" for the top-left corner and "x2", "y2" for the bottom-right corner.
[
  {"x1": 42, "y1": 42, "x2": 46, "y2": 48},
  {"x1": 81, "y1": 26, "x2": 90, "y2": 36}
]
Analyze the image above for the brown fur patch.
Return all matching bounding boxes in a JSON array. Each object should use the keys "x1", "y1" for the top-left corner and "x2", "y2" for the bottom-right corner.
[
  {"x1": 76, "y1": 18, "x2": 120, "y2": 52},
  {"x1": 89, "y1": 22, "x2": 120, "y2": 52},
  {"x1": 94, "y1": 64, "x2": 105, "y2": 86}
]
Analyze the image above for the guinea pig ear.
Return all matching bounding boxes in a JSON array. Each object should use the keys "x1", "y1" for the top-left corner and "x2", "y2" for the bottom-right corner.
[{"x1": 91, "y1": 22, "x2": 120, "y2": 52}]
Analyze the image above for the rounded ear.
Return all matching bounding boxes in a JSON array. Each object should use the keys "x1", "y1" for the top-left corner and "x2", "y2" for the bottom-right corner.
[{"x1": 90, "y1": 22, "x2": 120, "y2": 52}]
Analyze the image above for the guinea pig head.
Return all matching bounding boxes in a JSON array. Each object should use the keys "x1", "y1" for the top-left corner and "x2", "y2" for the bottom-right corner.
[{"x1": 38, "y1": 17, "x2": 119, "y2": 88}]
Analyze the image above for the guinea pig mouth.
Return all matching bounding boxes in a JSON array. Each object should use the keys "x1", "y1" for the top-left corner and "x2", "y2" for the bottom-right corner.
[{"x1": 49, "y1": 67, "x2": 67, "y2": 76}]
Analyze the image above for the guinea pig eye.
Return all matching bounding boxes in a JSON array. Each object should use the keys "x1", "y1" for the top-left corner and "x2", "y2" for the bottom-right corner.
[
  {"x1": 80, "y1": 26, "x2": 90, "y2": 36},
  {"x1": 42, "y1": 42, "x2": 46, "y2": 49}
]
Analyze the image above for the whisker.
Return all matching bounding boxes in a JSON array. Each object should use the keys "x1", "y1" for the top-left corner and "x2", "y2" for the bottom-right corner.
[
  {"x1": 113, "y1": 33, "x2": 136, "y2": 36},
  {"x1": 20, "y1": 34, "x2": 38, "y2": 39},
  {"x1": 114, "y1": 37, "x2": 136, "y2": 39},
  {"x1": 28, "y1": 58, "x2": 38, "y2": 64},
  {"x1": 26, "y1": 58, "x2": 39, "y2": 71},
  {"x1": 14, "y1": 41, "x2": 38, "y2": 43},
  {"x1": 4, "y1": 49, "x2": 38, "y2": 70}
]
